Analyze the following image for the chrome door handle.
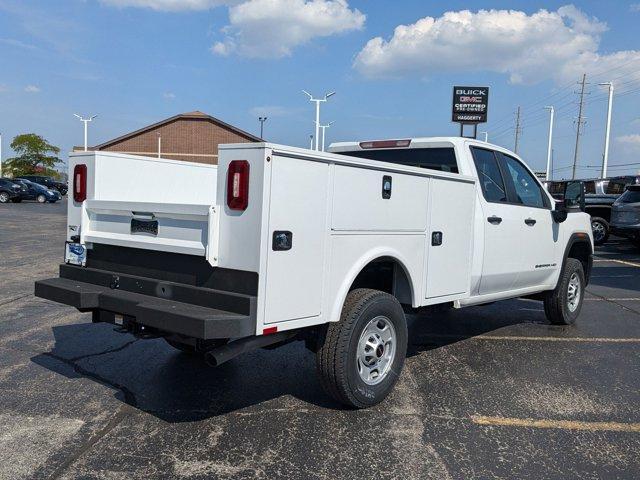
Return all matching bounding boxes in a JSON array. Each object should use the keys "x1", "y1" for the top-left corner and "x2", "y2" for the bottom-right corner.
[{"x1": 487, "y1": 216, "x2": 502, "y2": 225}]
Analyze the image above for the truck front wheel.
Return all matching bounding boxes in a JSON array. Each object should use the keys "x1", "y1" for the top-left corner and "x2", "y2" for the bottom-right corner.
[
  {"x1": 316, "y1": 288, "x2": 408, "y2": 409},
  {"x1": 543, "y1": 258, "x2": 585, "y2": 325}
]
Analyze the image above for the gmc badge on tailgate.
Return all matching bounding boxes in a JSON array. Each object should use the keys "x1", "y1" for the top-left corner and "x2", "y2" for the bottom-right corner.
[{"x1": 131, "y1": 218, "x2": 158, "y2": 236}]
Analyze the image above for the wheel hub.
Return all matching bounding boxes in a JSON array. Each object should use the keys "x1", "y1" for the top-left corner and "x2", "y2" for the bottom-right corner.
[
  {"x1": 356, "y1": 316, "x2": 396, "y2": 385},
  {"x1": 567, "y1": 272, "x2": 581, "y2": 312}
]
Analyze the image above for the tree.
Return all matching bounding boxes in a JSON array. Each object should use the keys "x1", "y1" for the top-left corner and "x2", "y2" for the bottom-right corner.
[{"x1": 2, "y1": 134, "x2": 62, "y2": 178}]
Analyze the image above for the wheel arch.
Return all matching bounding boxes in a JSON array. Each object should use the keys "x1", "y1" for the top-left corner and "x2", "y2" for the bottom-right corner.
[
  {"x1": 329, "y1": 248, "x2": 419, "y2": 324},
  {"x1": 562, "y1": 232, "x2": 593, "y2": 285}
]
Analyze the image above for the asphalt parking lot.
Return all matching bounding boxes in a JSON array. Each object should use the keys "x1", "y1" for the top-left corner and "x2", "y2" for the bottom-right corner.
[{"x1": 1, "y1": 199, "x2": 639, "y2": 480}]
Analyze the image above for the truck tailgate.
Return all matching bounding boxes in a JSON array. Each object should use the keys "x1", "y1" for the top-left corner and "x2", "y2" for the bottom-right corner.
[{"x1": 81, "y1": 200, "x2": 219, "y2": 262}]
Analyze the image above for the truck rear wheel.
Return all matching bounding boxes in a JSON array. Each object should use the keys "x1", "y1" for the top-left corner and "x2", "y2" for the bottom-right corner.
[
  {"x1": 316, "y1": 288, "x2": 408, "y2": 409},
  {"x1": 590, "y1": 217, "x2": 609, "y2": 245},
  {"x1": 543, "y1": 258, "x2": 585, "y2": 325}
]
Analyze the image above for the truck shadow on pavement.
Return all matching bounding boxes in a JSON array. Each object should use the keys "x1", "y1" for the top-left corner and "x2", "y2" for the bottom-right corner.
[{"x1": 31, "y1": 299, "x2": 548, "y2": 421}]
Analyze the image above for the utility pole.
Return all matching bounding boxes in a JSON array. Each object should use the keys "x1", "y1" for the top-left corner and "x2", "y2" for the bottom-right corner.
[
  {"x1": 598, "y1": 82, "x2": 614, "y2": 178},
  {"x1": 74, "y1": 114, "x2": 97, "y2": 151},
  {"x1": 0, "y1": 132, "x2": 3, "y2": 176},
  {"x1": 318, "y1": 121, "x2": 334, "y2": 151},
  {"x1": 544, "y1": 106, "x2": 555, "y2": 181},
  {"x1": 514, "y1": 106, "x2": 522, "y2": 154},
  {"x1": 157, "y1": 134, "x2": 162, "y2": 159},
  {"x1": 309, "y1": 135, "x2": 314, "y2": 150},
  {"x1": 258, "y1": 117, "x2": 267, "y2": 139},
  {"x1": 572, "y1": 74, "x2": 588, "y2": 179},
  {"x1": 302, "y1": 90, "x2": 335, "y2": 151}
]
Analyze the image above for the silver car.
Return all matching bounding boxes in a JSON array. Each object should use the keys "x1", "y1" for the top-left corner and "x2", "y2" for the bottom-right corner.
[{"x1": 611, "y1": 185, "x2": 640, "y2": 249}]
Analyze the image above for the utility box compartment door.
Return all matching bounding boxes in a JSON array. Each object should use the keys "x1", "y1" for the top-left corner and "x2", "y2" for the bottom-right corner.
[
  {"x1": 264, "y1": 156, "x2": 329, "y2": 323},
  {"x1": 425, "y1": 179, "x2": 475, "y2": 298},
  {"x1": 331, "y1": 165, "x2": 428, "y2": 232}
]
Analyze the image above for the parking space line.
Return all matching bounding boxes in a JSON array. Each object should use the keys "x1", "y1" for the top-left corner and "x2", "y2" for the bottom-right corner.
[
  {"x1": 585, "y1": 298, "x2": 640, "y2": 301},
  {"x1": 475, "y1": 335, "x2": 640, "y2": 343},
  {"x1": 472, "y1": 415, "x2": 640, "y2": 433},
  {"x1": 593, "y1": 258, "x2": 640, "y2": 268}
]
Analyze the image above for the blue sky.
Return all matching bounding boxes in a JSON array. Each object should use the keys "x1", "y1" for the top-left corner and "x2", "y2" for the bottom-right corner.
[{"x1": 1, "y1": 0, "x2": 639, "y2": 179}]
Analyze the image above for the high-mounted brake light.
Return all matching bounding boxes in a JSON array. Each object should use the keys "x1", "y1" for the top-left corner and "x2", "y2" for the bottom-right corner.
[
  {"x1": 359, "y1": 139, "x2": 411, "y2": 149},
  {"x1": 226, "y1": 160, "x2": 250, "y2": 211},
  {"x1": 73, "y1": 164, "x2": 87, "y2": 203}
]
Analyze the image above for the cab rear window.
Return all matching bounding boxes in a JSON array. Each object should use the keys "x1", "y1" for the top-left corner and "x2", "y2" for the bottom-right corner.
[{"x1": 339, "y1": 147, "x2": 459, "y2": 173}]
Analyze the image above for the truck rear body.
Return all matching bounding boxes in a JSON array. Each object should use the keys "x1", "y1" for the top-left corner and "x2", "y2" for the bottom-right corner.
[{"x1": 36, "y1": 142, "x2": 477, "y2": 339}]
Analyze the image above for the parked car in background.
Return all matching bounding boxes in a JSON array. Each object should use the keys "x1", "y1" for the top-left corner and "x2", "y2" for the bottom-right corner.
[
  {"x1": 0, "y1": 178, "x2": 22, "y2": 203},
  {"x1": 16, "y1": 175, "x2": 68, "y2": 195},
  {"x1": 611, "y1": 185, "x2": 640, "y2": 249},
  {"x1": 604, "y1": 175, "x2": 640, "y2": 195},
  {"x1": 12, "y1": 179, "x2": 62, "y2": 203},
  {"x1": 546, "y1": 179, "x2": 617, "y2": 245}
]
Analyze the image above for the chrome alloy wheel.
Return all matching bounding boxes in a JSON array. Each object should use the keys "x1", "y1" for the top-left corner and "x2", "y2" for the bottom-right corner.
[
  {"x1": 356, "y1": 316, "x2": 396, "y2": 385},
  {"x1": 591, "y1": 220, "x2": 606, "y2": 243},
  {"x1": 567, "y1": 272, "x2": 581, "y2": 313}
]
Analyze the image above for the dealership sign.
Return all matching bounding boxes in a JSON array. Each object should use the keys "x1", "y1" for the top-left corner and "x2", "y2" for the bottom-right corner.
[{"x1": 452, "y1": 86, "x2": 489, "y2": 124}]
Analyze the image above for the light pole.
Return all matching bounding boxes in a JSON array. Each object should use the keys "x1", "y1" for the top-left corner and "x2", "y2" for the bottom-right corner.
[
  {"x1": 598, "y1": 82, "x2": 614, "y2": 178},
  {"x1": 302, "y1": 90, "x2": 335, "y2": 150},
  {"x1": 480, "y1": 131, "x2": 488, "y2": 142},
  {"x1": 318, "y1": 121, "x2": 335, "y2": 152},
  {"x1": 309, "y1": 135, "x2": 314, "y2": 150},
  {"x1": 157, "y1": 133, "x2": 162, "y2": 159},
  {"x1": 74, "y1": 114, "x2": 97, "y2": 151},
  {"x1": 544, "y1": 106, "x2": 555, "y2": 181},
  {"x1": 258, "y1": 117, "x2": 267, "y2": 139},
  {"x1": 0, "y1": 132, "x2": 3, "y2": 176}
]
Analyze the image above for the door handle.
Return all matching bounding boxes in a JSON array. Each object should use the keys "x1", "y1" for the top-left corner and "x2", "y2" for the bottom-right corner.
[
  {"x1": 487, "y1": 216, "x2": 502, "y2": 225},
  {"x1": 524, "y1": 218, "x2": 537, "y2": 226}
]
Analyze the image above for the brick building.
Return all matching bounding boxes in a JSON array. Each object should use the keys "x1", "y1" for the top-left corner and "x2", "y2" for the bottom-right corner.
[{"x1": 88, "y1": 111, "x2": 260, "y2": 165}]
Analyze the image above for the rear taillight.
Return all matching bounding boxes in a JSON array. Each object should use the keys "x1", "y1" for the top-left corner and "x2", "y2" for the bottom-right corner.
[
  {"x1": 226, "y1": 160, "x2": 250, "y2": 211},
  {"x1": 73, "y1": 164, "x2": 87, "y2": 203}
]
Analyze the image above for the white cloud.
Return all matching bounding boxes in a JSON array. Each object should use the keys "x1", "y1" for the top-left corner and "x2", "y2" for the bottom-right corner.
[
  {"x1": 631, "y1": 3, "x2": 640, "y2": 12},
  {"x1": 354, "y1": 5, "x2": 640, "y2": 85},
  {"x1": 212, "y1": 0, "x2": 365, "y2": 58},
  {"x1": 24, "y1": 85, "x2": 40, "y2": 93},
  {"x1": 617, "y1": 134, "x2": 640, "y2": 151},
  {"x1": 99, "y1": 0, "x2": 230, "y2": 11},
  {"x1": 163, "y1": 92, "x2": 176, "y2": 99}
]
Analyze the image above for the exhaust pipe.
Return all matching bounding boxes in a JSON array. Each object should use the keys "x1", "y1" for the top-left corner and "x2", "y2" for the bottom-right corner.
[{"x1": 205, "y1": 330, "x2": 298, "y2": 367}]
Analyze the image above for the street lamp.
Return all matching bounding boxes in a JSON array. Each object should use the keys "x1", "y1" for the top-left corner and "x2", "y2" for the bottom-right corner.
[
  {"x1": 258, "y1": 117, "x2": 267, "y2": 139},
  {"x1": 74, "y1": 114, "x2": 98, "y2": 151},
  {"x1": 302, "y1": 90, "x2": 335, "y2": 150},
  {"x1": 318, "y1": 121, "x2": 335, "y2": 152}
]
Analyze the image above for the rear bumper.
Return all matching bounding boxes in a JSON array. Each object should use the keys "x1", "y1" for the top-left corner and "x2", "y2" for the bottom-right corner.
[{"x1": 35, "y1": 264, "x2": 256, "y2": 339}]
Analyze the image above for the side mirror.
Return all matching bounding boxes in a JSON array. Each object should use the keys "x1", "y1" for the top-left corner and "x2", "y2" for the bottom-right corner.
[
  {"x1": 564, "y1": 181, "x2": 585, "y2": 212},
  {"x1": 552, "y1": 201, "x2": 568, "y2": 223}
]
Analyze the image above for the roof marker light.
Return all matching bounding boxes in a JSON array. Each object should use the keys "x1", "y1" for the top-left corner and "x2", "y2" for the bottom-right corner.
[{"x1": 359, "y1": 139, "x2": 411, "y2": 149}]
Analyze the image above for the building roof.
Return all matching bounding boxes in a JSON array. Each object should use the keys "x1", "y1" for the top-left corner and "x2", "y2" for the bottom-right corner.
[{"x1": 92, "y1": 111, "x2": 261, "y2": 150}]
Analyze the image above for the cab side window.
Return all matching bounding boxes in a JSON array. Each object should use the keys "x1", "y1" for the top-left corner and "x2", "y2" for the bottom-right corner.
[
  {"x1": 499, "y1": 153, "x2": 546, "y2": 208},
  {"x1": 470, "y1": 147, "x2": 507, "y2": 203}
]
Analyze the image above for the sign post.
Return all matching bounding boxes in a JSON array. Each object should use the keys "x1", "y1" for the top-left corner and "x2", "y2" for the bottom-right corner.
[{"x1": 452, "y1": 86, "x2": 489, "y2": 139}]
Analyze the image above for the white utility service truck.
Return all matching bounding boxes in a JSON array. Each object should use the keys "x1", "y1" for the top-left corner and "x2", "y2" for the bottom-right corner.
[{"x1": 36, "y1": 138, "x2": 593, "y2": 408}]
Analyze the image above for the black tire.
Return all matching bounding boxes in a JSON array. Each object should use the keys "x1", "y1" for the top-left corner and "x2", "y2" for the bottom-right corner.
[
  {"x1": 0, "y1": 192, "x2": 10, "y2": 203},
  {"x1": 36, "y1": 194, "x2": 47, "y2": 203},
  {"x1": 316, "y1": 288, "x2": 408, "y2": 409},
  {"x1": 590, "y1": 217, "x2": 609, "y2": 245},
  {"x1": 544, "y1": 258, "x2": 585, "y2": 325}
]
